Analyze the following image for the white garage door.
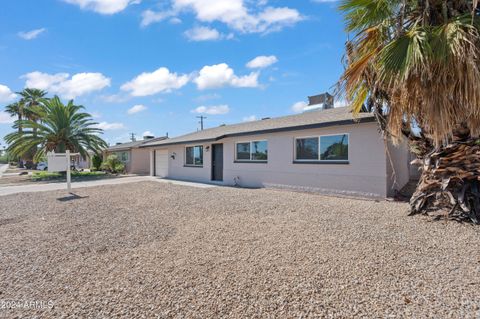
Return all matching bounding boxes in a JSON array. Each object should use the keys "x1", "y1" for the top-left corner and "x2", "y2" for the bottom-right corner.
[{"x1": 155, "y1": 149, "x2": 169, "y2": 177}]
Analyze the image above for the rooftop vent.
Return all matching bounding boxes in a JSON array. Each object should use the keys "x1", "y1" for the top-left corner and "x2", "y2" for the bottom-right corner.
[
  {"x1": 143, "y1": 135, "x2": 155, "y2": 140},
  {"x1": 306, "y1": 92, "x2": 334, "y2": 111},
  {"x1": 261, "y1": 117, "x2": 271, "y2": 120},
  {"x1": 115, "y1": 142, "x2": 122, "y2": 145}
]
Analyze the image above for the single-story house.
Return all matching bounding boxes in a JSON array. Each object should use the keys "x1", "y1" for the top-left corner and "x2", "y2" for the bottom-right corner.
[
  {"x1": 105, "y1": 136, "x2": 167, "y2": 174},
  {"x1": 140, "y1": 106, "x2": 412, "y2": 198}
]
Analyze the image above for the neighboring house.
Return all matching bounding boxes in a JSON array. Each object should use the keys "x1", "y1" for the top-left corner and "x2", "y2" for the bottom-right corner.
[
  {"x1": 105, "y1": 136, "x2": 168, "y2": 174},
  {"x1": 72, "y1": 150, "x2": 94, "y2": 169},
  {"x1": 141, "y1": 105, "x2": 412, "y2": 198}
]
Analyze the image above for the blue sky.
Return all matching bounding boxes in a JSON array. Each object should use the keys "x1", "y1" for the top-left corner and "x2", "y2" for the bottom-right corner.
[{"x1": 0, "y1": 0, "x2": 346, "y2": 147}]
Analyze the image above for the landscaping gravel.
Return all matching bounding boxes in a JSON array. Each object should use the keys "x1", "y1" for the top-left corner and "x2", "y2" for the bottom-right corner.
[{"x1": 0, "y1": 181, "x2": 479, "y2": 318}]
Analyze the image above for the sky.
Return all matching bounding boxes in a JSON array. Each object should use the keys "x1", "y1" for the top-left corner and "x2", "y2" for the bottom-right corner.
[{"x1": 0, "y1": 0, "x2": 346, "y2": 147}]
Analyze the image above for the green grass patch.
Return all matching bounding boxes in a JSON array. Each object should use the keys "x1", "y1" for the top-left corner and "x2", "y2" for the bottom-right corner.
[{"x1": 32, "y1": 171, "x2": 106, "y2": 181}]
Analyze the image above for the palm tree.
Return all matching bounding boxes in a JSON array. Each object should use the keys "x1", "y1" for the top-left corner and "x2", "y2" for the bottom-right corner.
[
  {"x1": 5, "y1": 102, "x2": 23, "y2": 132},
  {"x1": 18, "y1": 88, "x2": 47, "y2": 124},
  {"x1": 17, "y1": 88, "x2": 48, "y2": 166},
  {"x1": 4, "y1": 101, "x2": 26, "y2": 167},
  {"x1": 338, "y1": 1, "x2": 480, "y2": 222},
  {"x1": 5, "y1": 96, "x2": 107, "y2": 162}
]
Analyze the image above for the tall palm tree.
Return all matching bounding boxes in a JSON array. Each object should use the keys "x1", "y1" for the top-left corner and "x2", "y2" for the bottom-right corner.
[
  {"x1": 5, "y1": 96, "x2": 107, "y2": 162},
  {"x1": 5, "y1": 101, "x2": 24, "y2": 133},
  {"x1": 4, "y1": 101, "x2": 26, "y2": 167},
  {"x1": 338, "y1": 1, "x2": 480, "y2": 222},
  {"x1": 17, "y1": 89, "x2": 48, "y2": 165},
  {"x1": 18, "y1": 88, "x2": 47, "y2": 124}
]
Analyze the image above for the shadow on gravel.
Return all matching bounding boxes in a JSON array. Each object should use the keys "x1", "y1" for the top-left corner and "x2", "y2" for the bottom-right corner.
[{"x1": 57, "y1": 193, "x2": 89, "y2": 202}]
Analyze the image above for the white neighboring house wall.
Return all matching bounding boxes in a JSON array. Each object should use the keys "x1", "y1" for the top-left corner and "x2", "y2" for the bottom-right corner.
[{"x1": 148, "y1": 121, "x2": 411, "y2": 198}]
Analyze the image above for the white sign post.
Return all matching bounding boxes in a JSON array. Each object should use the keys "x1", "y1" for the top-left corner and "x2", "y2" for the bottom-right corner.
[
  {"x1": 47, "y1": 150, "x2": 79, "y2": 193},
  {"x1": 66, "y1": 150, "x2": 71, "y2": 193}
]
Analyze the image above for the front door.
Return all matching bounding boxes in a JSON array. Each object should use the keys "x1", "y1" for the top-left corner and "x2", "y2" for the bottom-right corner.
[{"x1": 212, "y1": 144, "x2": 223, "y2": 181}]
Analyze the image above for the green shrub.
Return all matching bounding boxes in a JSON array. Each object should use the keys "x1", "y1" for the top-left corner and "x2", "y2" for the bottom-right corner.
[
  {"x1": 31, "y1": 171, "x2": 61, "y2": 180},
  {"x1": 101, "y1": 155, "x2": 125, "y2": 174},
  {"x1": 91, "y1": 154, "x2": 103, "y2": 171}
]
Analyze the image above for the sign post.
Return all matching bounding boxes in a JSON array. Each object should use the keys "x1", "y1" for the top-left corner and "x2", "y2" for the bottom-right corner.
[{"x1": 66, "y1": 150, "x2": 71, "y2": 193}]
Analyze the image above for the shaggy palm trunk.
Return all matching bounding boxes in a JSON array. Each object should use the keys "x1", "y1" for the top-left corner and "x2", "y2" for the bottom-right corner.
[{"x1": 409, "y1": 127, "x2": 480, "y2": 224}]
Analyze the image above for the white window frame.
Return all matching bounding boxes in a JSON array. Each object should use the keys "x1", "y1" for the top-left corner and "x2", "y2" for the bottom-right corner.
[
  {"x1": 294, "y1": 133, "x2": 350, "y2": 162},
  {"x1": 184, "y1": 144, "x2": 204, "y2": 167},
  {"x1": 235, "y1": 140, "x2": 268, "y2": 162}
]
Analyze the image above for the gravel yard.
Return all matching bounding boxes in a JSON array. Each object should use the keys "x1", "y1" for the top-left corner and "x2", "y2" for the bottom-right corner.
[{"x1": 0, "y1": 181, "x2": 479, "y2": 318}]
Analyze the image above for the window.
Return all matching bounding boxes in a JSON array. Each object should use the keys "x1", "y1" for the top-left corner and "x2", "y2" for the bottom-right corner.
[
  {"x1": 116, "y1": 151, "x2": 129, "y2": 163},
  {"x1": 296, "y1": 138, "x2": 318, "y2": 160},
  {"x1": 295, "y1": 134, "x2": 349, "y2": 162},
  {"x1": 235, "y1": 140, "x2": 268, "y2": 161},
  {"x1": 185, "y1": 145, "x2": 203, "y2": 166},
  {"x1": 320, "y1": 135, "x2": 348, "y2": 161}
]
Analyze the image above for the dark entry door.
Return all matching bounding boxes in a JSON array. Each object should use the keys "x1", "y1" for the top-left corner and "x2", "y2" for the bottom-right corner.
[{"x1": 212, "y1": 144, "x2": 223, "y2": 181}]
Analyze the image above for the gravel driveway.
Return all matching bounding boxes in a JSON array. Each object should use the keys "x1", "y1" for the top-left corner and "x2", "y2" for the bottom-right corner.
[{"x1": 0, "y1": 182, "x2": 479, "y2": 318}]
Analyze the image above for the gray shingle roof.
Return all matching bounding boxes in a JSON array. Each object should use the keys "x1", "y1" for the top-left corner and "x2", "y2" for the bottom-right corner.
[
  {"x1": 141, "y1": 107, "x2": 374, "y2": 148},
  {"x1": 107, "y1": 136, "x2": 168, "y2": 151}
]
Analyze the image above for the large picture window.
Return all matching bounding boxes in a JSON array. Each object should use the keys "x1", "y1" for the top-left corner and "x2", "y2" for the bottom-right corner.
[
  {"x1": 295, "y1": 134, "x2": 349, "y2": 162},
  {"x1": 185, "y1": 145, "x2": 203, "y2": 166},
  {"x1": 235, "y1": 140, "x2": 268, "y2": 162}
]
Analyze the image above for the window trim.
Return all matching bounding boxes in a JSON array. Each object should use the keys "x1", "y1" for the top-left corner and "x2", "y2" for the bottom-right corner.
[
  {"x1": 184, "y1": 144, "x2": 204, "y2": 167},
  {"x1": 234, "y1": 140, "x2": 268, "y2": 162},
  {"x1": 294, "y1": 133, "x2": 350, "y2": 163}
]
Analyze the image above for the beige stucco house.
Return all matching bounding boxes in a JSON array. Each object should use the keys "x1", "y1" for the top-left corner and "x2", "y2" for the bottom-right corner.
[
  {"x1": 141, "y1": 107, "x2": 412, "y2": 198},
  {"x1": 105, "y1": 136, "x2": 167, "y2": 174}
]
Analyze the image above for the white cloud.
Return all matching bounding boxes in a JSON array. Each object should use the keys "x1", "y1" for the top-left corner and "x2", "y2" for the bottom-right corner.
[
  {"x1": 121, "y1": 67, "x2": 189, "y2": 96},
  {"x1": 246, "y1": 55, "x2": 278, "y2": 69},
  {"x1": 191, "y1": 104, "x2": 230, "y2": 115},
  {"x1": 142, "y1": 130, "x2": 154, "y2": 137},
  {"x1": 141, "y1": 9, "x2": 175, "y2": 27},
  {"x1": 184, "y1": 26, "x2": 221, "y2": 41},
  {"x1": 63, "y1": 0, "x2": 140, "y2": 14},
  {"x1": 18, "y1": 28, "x2": 46, "y2": 40},
  {"x1": 291, "y1": 101, "x2": 308, "y2": 113},
  {"x1": 95, "y1": 122, "x2": 125, "y2": 130},
  {"x1": 242, "y1": 115, "x2": 257, "y2": 122},
  {"x1": 194, "y1": 63, "x2": 259, "y2": 90},
  {"x1": 127, "y1": 104, "x2": 147, "y2": 114},
  {"x1": 0, "y1": 85, "x2": 17, "y2": 103},
  {"x1": 169, "y1": 17, "x2": 182, "y2": 24},
  {"x1": 145, "y1": 0, "x2": 303, "y2": 34},
  {"x1": 22, "y1": 71, "x2": 111, "y2": 99},
  {"x1": 0, "y1": 112, "x2": 14, "y2": 124},
  {"x1": 99, "y1": 94, "x2": 130, "y2": 103}
]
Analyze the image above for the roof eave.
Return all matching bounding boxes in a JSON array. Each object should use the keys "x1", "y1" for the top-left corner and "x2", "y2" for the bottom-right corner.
[{"x1": 140, "y1": 117, "x2": 375, "y2": 148}]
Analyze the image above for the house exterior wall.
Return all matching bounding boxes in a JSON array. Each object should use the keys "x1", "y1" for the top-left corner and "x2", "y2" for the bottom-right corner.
[
  {"x1": 150, "y1": 121, "x2": 408, "y2": 198},
  {"x1": 130, "y1": 148, "x2": 151, "y2": 175},
  {"x1": 386, "y1": 139, "x2": 412, "y2": 197}
]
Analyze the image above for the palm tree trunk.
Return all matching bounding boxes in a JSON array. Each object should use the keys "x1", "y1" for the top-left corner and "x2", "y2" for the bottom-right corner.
[
  {"x1": 409, "y1": 126, "x2": 480, "y2": 224},
  {"x1": 17, "y1": 114, "x2": 24, "y2": 168}
]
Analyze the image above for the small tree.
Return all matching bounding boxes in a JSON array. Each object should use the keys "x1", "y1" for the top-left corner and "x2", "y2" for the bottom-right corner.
[
  {"x1": 91, "y1": 154, "x2": 103, "y2": 171},
  {"x1": 101, "y1": 155, "x2": 125, "y2": 174}
]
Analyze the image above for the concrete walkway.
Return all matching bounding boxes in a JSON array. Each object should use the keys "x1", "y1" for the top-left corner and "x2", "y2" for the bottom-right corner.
[{"x1": 0, "y1": 176, "x2": 217, "y2": 196}]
